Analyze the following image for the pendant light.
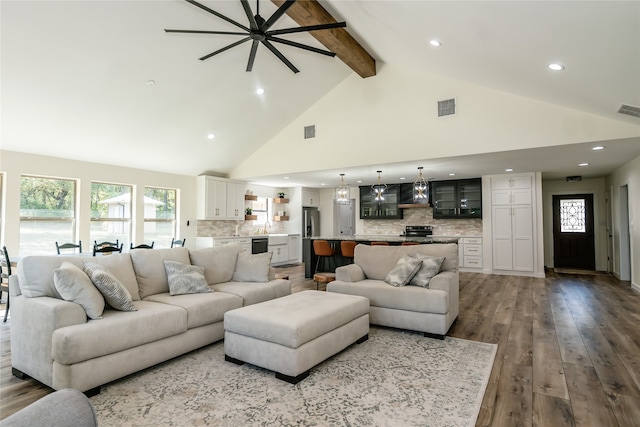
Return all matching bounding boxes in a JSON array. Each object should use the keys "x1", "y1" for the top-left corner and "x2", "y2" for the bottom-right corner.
[
  {"x1": 413, "y1": 166, "x2": 429, "y2": 203},
  {"x1": 372, "y1": 170, "x2": 387, "y2": 201},
  {"x1": 335, "y1": 173, "x2": 350, "y2": 204}
]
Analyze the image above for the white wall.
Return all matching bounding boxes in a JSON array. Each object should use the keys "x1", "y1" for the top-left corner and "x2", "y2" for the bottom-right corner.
[
  {"x1": 0, "y1": 150, "x2": 198, "y2": 256},
  {"x1": 606, "y1": 154, "x2": 640, "y2": 291},
  {"x1": 542, "y1": 177, "x2": 608, "y2": 271}
]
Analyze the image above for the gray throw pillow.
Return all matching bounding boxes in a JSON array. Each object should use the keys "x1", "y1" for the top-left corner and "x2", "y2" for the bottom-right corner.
[
  {"x1": 163, "y1": 260, "x2": 211, "y2": 296},
  {"x1": 83, "y1": 262, "x2": 137, "y2": 312},
  {"x1": 53, "y1": 262, "x2": 105, "y2": 320},
  {"x1": 384, "y1": 255, "x2": 423, "y2": 287},
  {"x1": 409, "y1": 254, "x2": 445, "y2": 288},
  {"x1": 232, "y1": 251, "x2": 273, "y2": 283}
]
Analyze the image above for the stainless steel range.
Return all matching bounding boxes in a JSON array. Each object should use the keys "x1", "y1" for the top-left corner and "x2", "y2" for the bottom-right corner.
[{"x1": 404, "y1": 225, "x2": 433, "y2": 237}]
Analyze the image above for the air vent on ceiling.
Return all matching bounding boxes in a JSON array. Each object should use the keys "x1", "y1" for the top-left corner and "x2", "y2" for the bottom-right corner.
[
  {"x1": 618, "y1": 104, "x2": 640, "y2": 118},
  {"x1": 438, "y1": 98, "x2": 456, "y2": 117},
  {"x1": 304, "y1": 125, "x2": 316, "y2": 139},
  {"x1": 566, "y1": 175, "x2": 582, "y2": 182}
]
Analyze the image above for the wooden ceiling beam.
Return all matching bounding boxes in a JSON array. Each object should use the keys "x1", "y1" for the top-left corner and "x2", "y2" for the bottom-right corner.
[{"x1": 271, "y1": 0, "x2": 376, "y2": 78}]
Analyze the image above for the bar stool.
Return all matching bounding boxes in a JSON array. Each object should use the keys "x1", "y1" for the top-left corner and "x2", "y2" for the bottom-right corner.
[
  {"x1": 340, "y1": 241, "x2": 357, "y2": 264},
  {"x1": 401, "y1": 242, "x2": 420, "y2": 246},
  {"x1": 313, "y1": 240, "x2": 337, "y2": 274},
  {"x1": 370, "y1": 241, "x2": 389, "y2": 246}
]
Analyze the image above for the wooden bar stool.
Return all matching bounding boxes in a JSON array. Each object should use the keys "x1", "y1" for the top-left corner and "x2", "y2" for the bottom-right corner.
[
  {"x1": 370, "y1": 241, "x2": 389, "y2": 246},
  {"x1": 313, "y1": 240, "x2": 337, "y2": 274},
  {"x1": 340, "y1": 241, "x2": 357, "y2": 264}
]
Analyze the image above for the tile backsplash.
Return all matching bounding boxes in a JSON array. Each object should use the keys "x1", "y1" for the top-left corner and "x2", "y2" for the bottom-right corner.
[
  {"x1": 362, "y1": 207, "x2": 482, "y2": 237},
  {"x1": 197, "y1": 220, "x2": 285, "y2": 237}
]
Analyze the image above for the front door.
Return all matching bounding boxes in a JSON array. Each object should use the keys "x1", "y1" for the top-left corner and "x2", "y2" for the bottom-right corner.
[{"x1": 553, "y1": 194, "x2": 595, "y2": 270}]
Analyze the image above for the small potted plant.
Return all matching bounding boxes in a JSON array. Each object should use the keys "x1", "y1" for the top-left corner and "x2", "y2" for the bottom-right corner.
[
  {"x1": 245, "y1": 207, "x2": 252, "y2": 215},
  {"x1": 277, "y1": 192, "x2": 285, "y2": 198}
]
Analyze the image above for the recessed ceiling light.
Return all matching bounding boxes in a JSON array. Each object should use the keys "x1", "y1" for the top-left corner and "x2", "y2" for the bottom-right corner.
[
  {"x1": 429, "y1": 40, "x2": 441, "y2": 47},
  {"x1": 356, "y1": 180, "x2": 363, "y2": 183},
  {"x1": 399, "y1": 177, "x2": 406, "y2": 180},
  {"x1": 146, "y1": 80, "x2": 155, "y2": 85},
  {"x1": 592, "y1": 146, "x2": 605, "y2": 151},
  {"x1": 207, "y1": 133, "x2": 215, "y2": 140},
  {"x1": 579, "y1": 162, "x2": 589, "y2": 166},
  {"x1": 449, "y1": 173, "x2": 456, "y2": 176},
  {"x1": 321, "y1": 183, "x2": 326, "y2": 186},
  {"x1": 256, "y1": 88, "x2": 264, "y2": 95},
  {"x1": 505, "y1": 168, "x2": 514, "y2": 172},
  {"x1": 548, "y1": 63, "x2": 565, "y2": 71},
  {"x1": 283, "y1": 176, "x2": 289, "y2": 180}
]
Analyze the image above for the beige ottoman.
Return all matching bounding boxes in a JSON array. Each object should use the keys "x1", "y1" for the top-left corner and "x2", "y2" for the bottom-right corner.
[{"x1": 224, "y1": 290, "x2": 370, "y2": 384}]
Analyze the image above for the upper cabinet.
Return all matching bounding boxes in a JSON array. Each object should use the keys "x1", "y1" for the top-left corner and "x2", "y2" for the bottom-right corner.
[
  {"x1": 302, "y1": 189, "x2": 319, "y2": 207},
  {"x1": 197, "y1": 176, "x2": 245, "y2": 221},
  {"x1": 431, "y1": 178, "x2": 482, "y2": 219},
  {"x1": 359, "y1": 184, "x2": 403, "y2": 219},
  {"x1": 491, "y1": 175, "x2": 532, "y2": 205}
]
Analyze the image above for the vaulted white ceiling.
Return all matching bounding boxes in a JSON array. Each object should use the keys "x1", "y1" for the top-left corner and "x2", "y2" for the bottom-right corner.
[{"x1": 2, "y1": 1, "x2": 639, "y2": 186}]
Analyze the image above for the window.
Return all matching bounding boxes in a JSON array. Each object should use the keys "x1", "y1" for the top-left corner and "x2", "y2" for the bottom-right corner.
[
  {"x1": 560, "y1": 199, "x2": 586, "y2": 233},
  {"x1": 19, "y1": 175, "x2": 76, "y2": 255},
  {"x1": 90, "y1": 182, "x2": 132, "y2": 249},
  {"x1": 144, "y1": 187, "x2": 177, "y2": 247}
]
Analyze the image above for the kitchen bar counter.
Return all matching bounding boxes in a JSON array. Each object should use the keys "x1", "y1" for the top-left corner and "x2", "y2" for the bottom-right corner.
[{"x1": 302, "y1": 235, "x2": 459, "y2": 278}]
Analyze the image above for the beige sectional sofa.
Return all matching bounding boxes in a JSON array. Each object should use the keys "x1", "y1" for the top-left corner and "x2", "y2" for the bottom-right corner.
[
  {"x1": 9, "y1": 245, "x2": 290, "y2": 394},
  {"x1": 327, "y1": 243, "x2": 459, "y2": 338}
]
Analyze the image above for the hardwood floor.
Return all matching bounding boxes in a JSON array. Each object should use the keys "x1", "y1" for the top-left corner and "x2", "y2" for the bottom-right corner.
[{"x1": 1, "y1": 266, "x2": 639, "y2": 426}]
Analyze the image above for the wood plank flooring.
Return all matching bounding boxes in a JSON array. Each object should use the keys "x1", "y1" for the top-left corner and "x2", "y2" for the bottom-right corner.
[{"x1": 1, "y1": 266, "x2": 639, "y2": 426}]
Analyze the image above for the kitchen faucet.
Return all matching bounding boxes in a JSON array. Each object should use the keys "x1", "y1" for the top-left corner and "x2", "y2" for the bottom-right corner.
[{"x1": 263, "y1": 220, "x2": 271, "y2": 234}]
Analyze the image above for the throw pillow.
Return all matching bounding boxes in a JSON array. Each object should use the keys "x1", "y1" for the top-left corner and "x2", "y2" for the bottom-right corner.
[
  {"x1": 53, "y1": 262, "x2": 105, "y2": 320},
  {"x1": 83, "y1": 262, "x2": 137, "y2": 312},
  {"x1": 384, "y1": 255, "x2": 423, "y2": 287},
  {"x1": 163, "y1": 260, "x2": 211, "y2": 296},
  {"x1": 232, "y1": 251, "x2": 273, "y2": 283},
  {"x1": 409, "y1": 254, "x2": 445, "y2": 288}
]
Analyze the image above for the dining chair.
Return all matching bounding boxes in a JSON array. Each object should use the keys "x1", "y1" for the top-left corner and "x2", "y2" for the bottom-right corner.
[
  {"x1": 1, "y1": 246, "x2": 12, "y2": 322},
  {"x1": 93, "y1": 241, "x2": 123, "y2": 256},
  {"x1": 130, "y1": 242, "x2": 154, "y2": 250},
  {"x1": 171, "y1": 238, "x2": 185, "y2": 248},
  {"x1": 56, "y1": 241, "x2": 82, "y2": 254}
]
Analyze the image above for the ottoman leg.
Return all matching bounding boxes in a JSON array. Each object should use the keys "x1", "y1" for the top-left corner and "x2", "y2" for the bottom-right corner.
[
  {"x1": 225, "y1": 354, "x2": 246, "y2": 365},
  {"x1": 276, "y1": 369, "x2": 310, "y2": 385},
  {"x1": 356, "y1": 334, "x2": 369, "y2": 344}
]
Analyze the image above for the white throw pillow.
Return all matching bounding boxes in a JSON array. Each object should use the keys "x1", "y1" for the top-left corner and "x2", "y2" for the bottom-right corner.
[
  {"x1": 163, "y1": 260, "x2": 211, "y2": 296},
  {"x1": 53, "y1": 262, "x2": 105, "y2": 319},
  {"x1": 232, "y1": 251, "x2": 273, "y2": 283},
  {"x1": 384, "y1": 255, "x2": 423, "y2": 287},
  {"x1": 409, "y1": 254, "x2": 445, "y2": 288},
  {"x1": 83, "y1": 262, "x2": 137, "y2": 312}
]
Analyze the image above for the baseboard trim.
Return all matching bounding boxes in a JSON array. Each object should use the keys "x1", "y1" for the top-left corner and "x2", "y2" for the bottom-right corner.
[{"x1": 631, "y1": 282, "x2": 640, "y2": 294}]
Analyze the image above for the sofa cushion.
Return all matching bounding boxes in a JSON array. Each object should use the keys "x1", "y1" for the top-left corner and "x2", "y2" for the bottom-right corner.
[
  {"x1": 163, "y1": 260, "x2": 210, "y2": 296},
  {"x1": 189, "y1": 245, "x2": 241, "y2": 285},
  {"x1": 212, "y1": 279, "x2": 291, "y2": 306},
  {"x1": 17, "y1": 254, "x2": 140, "y2": 300},
  {"x1": 83, "y1": 262, "x2": 137, "y2": 312},
  {"x1": 52, "y1": 301, "x2": 186, "y2": 365},
  {"x1": 130, "y1": 247, "x2": 191, "y2": 299},
  {"x1": 53, "y1": 262, "x2": 105, "y2": 320},
  {"x1": 231, "y1": 251, "x2": 273, "y2": 283},
  {"x1": 409, "y1": 254, "x2": 445, "y2": 288},
  {"x1": 354, "y1": 243, "x2": 458, "y2": 280},
  {"x1": 327, "y1": 279, "x2": 449, "y2": 314},
  {"x1": 384, "y1": 255, "x2": 423, "y2": 287},
  {"x1": 144, "y1": 291, "x2": 243, "y2": 329}
]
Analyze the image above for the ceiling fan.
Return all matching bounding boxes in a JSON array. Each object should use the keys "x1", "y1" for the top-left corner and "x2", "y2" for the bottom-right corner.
[{"x1": 165, "y1": 0, "x2": 347, "y2": 73}]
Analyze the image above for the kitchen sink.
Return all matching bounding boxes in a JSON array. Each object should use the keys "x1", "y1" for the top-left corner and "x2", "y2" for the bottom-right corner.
[{"x1": 268, "y1": 234, "x2": 289, "y2": 245}]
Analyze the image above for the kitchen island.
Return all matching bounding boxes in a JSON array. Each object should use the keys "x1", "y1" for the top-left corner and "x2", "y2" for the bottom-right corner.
[{"x1": 303, "y1": 235, "x2": 459, "y2": 278}]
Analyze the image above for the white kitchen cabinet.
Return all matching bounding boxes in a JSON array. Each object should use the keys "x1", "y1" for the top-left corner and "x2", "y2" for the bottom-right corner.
[
  {"x1": 459, "y1": 237, "x2": 483, "y2": 271},
  {"x1": 197, "y1": 176, "x2": 246, "y2": 220},
  {"x1": 214, "y1": 237, "x2": 251, "y2": 253},
  {"x1": 226, "y1": 182, "x2": 246, "y2": 220},
  {"x1": 269, "y1": 245, "x2": 288, "y2": 264},
  {"x1": 490, "y1": 173, "x2": 534, "y2": 273},
  {"x1": 302, "y1": 189, "x2": 319, "y2": 207},
  {"x1": 288, "y1": 235, "x2": 300, "y2": 261}
]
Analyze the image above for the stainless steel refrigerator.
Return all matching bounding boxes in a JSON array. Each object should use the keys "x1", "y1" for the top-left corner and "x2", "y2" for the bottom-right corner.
[{"x1": 302, "y1": 207, "x2": 320, "y2": 238}]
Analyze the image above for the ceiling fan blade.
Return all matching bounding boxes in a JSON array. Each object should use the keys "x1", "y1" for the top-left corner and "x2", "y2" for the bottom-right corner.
[
  {"x1": 199, "y1": 37, "x2": 251, "y2": 61},
  {"x1": 261, "y1": 39, "x2": 299, "y2": 73},
  {"x1": 240, "y1": 0, "x2": 259, "y2": 30},
  {"x1": 268, "y1": 22, "x2": 346, "y2": 36},
  {"x1": 261, "y1": 0, "x2": 296, "y2": 32},
  {"x1": 165, "y1": 29, "x2": 248, "y2": 36},
  {"x1": 246, "y1": 40, "x2": 259, "y2": 71},
  {"x1": 268, "y1": 36, "x2": 336, "y2": 57},
  {"x1": 185, "y1": 0, "x2": 250, "y2": 32}
]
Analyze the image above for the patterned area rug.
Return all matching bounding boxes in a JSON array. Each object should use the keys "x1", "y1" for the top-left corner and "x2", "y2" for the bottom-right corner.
[{"x1": 91, "y1": 327, "x2": 496, "y2": 427}]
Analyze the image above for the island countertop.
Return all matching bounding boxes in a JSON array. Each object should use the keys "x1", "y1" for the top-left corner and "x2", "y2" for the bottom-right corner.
[{"x1": 304, "y1": 235, "x2": 459, "y2": 244}]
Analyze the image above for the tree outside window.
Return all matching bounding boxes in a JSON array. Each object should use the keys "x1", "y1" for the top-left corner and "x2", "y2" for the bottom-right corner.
[
  {"x1": 144, "y1": 187, "x2": 177, "y2": 248},
  {"x1": 19, "y1": 175, "x2": 76, "y2": 255},
  {"x1": 90, "y1": 182, "x2": 132, "y2": 249}
]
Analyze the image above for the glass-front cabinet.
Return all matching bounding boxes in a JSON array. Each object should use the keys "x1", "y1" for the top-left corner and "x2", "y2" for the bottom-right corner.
[
  {"x1": 359, "y1": 184, "x2": 403, "y2": 219},
  {"x1": 432, "y1": 178, "x2": 482, "y2": 218}
]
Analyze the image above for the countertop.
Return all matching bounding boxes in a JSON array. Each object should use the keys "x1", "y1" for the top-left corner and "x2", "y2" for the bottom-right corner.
[
  {"x1": 197, "y1": 234, "x2": 300, "y2": 239},
  {"x1": 305, "y1": 235, "x2": 460, "y2": 244}
]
